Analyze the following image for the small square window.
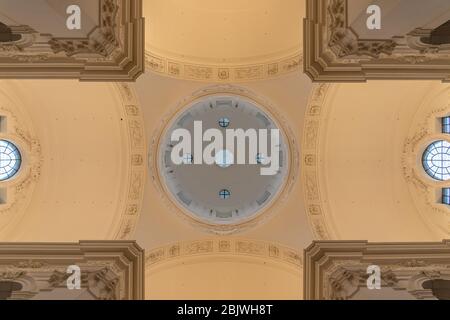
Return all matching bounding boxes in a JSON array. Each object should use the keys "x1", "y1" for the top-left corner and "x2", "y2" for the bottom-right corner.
[
  {"x1": 442, "y1": 188, "x2": 450, "y2": 205},
  {"x1": 442, "y1": 117, "x2": 450, "y2": 134},
  {"x1": 0, "y1": 188, "x2": 6, "y2": 204},
  {"x1": 0, "y1": 116, "x2": 6, "y2": 133}
]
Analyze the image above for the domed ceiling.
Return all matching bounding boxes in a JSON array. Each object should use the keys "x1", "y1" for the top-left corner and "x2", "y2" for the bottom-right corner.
[
  {"x1": 0, "y1": 80, "x2": 146, "y2": 242},
  {"x1": 302, "y1": 81, "x2": 450, "y2": 242},
  {"x1": 0, "y1": 0, "x2": 448, "y2": 300},
  {"x1": 156, "y1": 94, "x2": 291, "y2": 233}
]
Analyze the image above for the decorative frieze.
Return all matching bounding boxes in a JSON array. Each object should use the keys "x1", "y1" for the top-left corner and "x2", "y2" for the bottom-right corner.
[
  {"x1": 145, "y1": 51, "x2": 303, "y2": 83},
  {"x1": 146, "y1": 239, "x2": 302, "y2": 269},
  {"x1": 112, "y1": 83, "x2": 146, "y2": 240},
  {"x1": 301, "y1": 84, "x2": 333, "y2": 240}
]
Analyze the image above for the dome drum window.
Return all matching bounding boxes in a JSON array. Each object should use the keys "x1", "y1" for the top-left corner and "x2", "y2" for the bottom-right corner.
[
  {"x1": 0, "y1": 140, "x2": 22, "y2": 181},
  {"x1": 422, "y1": 140, "x2": 450, "y2": 181},
  {"x1": 442, "y1": 188, "x2": 450, "y2": 205},
  {"x1": 442, "y1": 117, "x2": 450, "y2": 134}
]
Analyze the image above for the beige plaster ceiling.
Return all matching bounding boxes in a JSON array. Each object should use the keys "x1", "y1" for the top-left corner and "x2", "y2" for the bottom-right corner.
[
  {"x1": 302, "y1": 81, "x2": 450, "y2": 242},
  {"x1": 0, "y1": 0, "x2": 448, "y2": 299},
  {"x1": 145, "y1": 238, "x2": 302, "y2": 300},
  {"x1": 134, "y1": 71, "x2": 314, "y2": 252},
  {"x1": 0, "y1": 80, "x2": 146, "y2": 242},
  {"x1": 144, "y1": 0, "x2": 303, "y2": 81}
]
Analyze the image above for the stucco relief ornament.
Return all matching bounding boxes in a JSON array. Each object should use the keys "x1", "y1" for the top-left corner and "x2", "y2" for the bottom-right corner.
[
  {"x1": 111, "y1": 83, "x2": 146, "y2": 240},
  {"x1": 401, "y1": 101, "x2": 450, "y2": 236},
  {"x1": 146, "y1": 239, "x2": 302, "y2": 268},
  {"x1": 327, "y1": 0, "x2": 396, "y2": 59},
  {"x1": 302, "y1": 83, "x2": 333, "y2": 240},
  {"x1": 0, "y1": 270, "x2": 26, "y2": 280}
]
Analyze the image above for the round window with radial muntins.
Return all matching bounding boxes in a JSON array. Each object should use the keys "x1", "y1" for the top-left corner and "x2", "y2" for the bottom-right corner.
[
  {"x1": 0, "y1": 140, "x2": 22, "y2": 181},
  {"x1": 422, "y1": 140, "x2": 450, "y2": 181}
]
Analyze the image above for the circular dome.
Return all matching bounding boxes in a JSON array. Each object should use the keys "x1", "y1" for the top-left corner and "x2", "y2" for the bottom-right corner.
[
  {"x1": 422, "y1": 140, "x2": 450, "y2": 181},
  {"x1": 0, "y1": 140, "x2": 21, "y2": 181},
  {"x1": 158, "y1": 95, "x2": 290, "y2": 231}
]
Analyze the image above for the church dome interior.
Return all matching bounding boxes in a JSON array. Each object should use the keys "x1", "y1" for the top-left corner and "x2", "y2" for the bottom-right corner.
[{"x1": 0, "y1": 0, "x2": 449, "y2": 303}]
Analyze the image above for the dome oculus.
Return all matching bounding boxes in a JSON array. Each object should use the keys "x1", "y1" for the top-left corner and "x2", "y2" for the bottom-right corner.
[{"x1": 158, "y1": 95, "x2": 289, "y2": 228}]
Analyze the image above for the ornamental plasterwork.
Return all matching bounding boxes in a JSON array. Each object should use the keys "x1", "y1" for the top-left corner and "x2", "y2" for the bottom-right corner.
[
  {"x1": 402, "y1": 86, "x2": 450, "y2": 238},
  {"x1": 304, "y1": 0, "x2": 450, "y2": 81},
  {"x1": 145, "y1": 51, "x2": 303, "y2": 82},
  {"x1": 0, "y1": 0, "x2": 144, "y2": 81},
  {"x1": 324, "y1": 260, "x2": 450, "y2": 300},
  {"x1": 327, "y1": 0, "x2": 396, "y2": 59},
  {"x1": 148, "y1": 85, "x2": 299, "y2": 235},
  {"x1": 146, "y1": 239, "x2": 302, "y2": 270},
  {"x1": 301, "y1": 83, "x2": 334, "y2": 240},
  {"x1": 0, "y1": 98, "x2": 42, "y2": 240},
  {"x1": 111, "y1": 83, "x2": 146, "y2": 240},
  {"x1": 0, "y1": 241, "x2": 145, "y2": 300},
  {"x1": 304, "y1": 240, "x2": 450, "y2": 300}
]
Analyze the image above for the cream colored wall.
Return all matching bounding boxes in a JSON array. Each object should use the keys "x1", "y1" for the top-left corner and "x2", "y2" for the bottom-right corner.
[
  {"x1": 146, "y1": 255, "x2": 301, "y2": 300},
  {"x1": 0, "y1": 80, "x2": 135, "y2": 241},
  {"x1": 145, "y1": 0, "x2": 302, "y2": 65},
  {"x1": 317, "y1": 81, "x2": 447, "y2": 241}
]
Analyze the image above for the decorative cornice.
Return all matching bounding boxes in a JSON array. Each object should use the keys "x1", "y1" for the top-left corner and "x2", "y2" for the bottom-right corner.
[
  {"x1": 146, "y1": 238, "x2": 302, "y2": 270},
  {"x1": 49, "y1": 0, "x2": 118, "y2": 57},
  {"x1": 0, "y1": 0, "x2": 144, "y2": 81},
  {"x1": 145, "y1": 50, "x2": 303, "y2": 82},
  {"x1": 304, "y1": 240, "x2": 450, "y2": 300},
  {"x1": 148, "y1": 85, "x2": 300, "y2": 235},
  {"x1": 0, "y1": 241, "x2": 145, "y2": 300},
  {"x1": 304, "y1": 0, "x2": 450, "y2": 82},
  {"x1": 327, "y1": 0, "x2": 396, "y2": 59}
]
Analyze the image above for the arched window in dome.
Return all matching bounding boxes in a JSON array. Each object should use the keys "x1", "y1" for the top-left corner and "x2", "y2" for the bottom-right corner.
[
  {"x1": 0, "y1": 140, "x2": 21, "y2": 181},
  {"x1": 422, "y1": 140, "x2": 450, "y2": 181}
]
